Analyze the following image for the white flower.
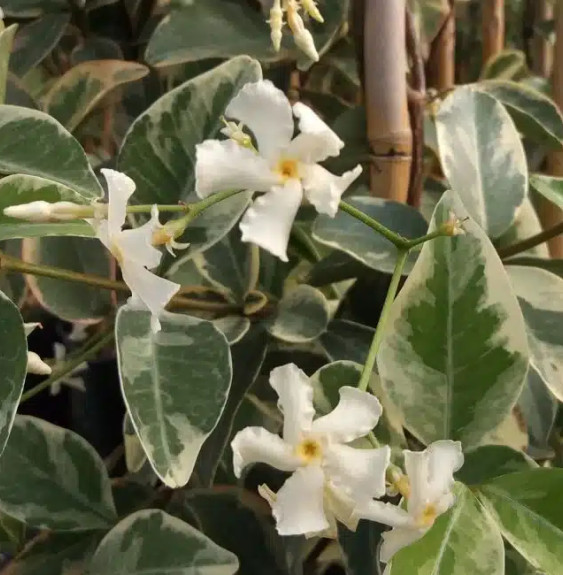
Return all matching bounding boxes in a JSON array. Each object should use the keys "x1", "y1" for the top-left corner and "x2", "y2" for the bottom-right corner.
[
  {"x1": 24, "y1": 323, "x2": 52, "y2": 376},
  {"x1": 354, "y1": 440, "x2": 464, "y2": 564},
  {"x1": 49, "y1": 343, "x2": 87, "y2": 396},
  {"x1": 93, "y1": 169, "x2": 180, "y2": 332},
  {"x1": 196, "y1": 80, "x2": 362, "y2": 261},
  {"x1": 442, "y1": 210, "x2": 466, "y2": 237},
  {"x1": 149, "y1": 206, "x2": 190, "y2": 257},
  {"x1": 231, "y1": 363, "x2": 390, "y2": 537}
]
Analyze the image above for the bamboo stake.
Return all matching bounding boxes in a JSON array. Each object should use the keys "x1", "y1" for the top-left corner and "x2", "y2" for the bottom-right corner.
[
  {"x1": 544, "y1": 0, "x2": 563, "y2": 257},
  {"x1": 364, "y1": 0, "x2": 412, "y2": 202},
  {"x1": 482, "y1": 0, "x2": 505, "y2": 66},
  {"x1": 427, "y1": 0, "x2": 455, "y2": 91},
  {"x1": 531, "y1": 0, "x2": 554, "y2": 77}
]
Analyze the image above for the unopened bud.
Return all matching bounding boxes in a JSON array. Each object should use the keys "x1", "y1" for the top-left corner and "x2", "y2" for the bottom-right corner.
[
  {"x1": 441, "y1": 210, "x2": 466, "y2": 237},
  {"x1": 287, "y1": 1, "x2": 319, "y2": 61},
  {"x1": 301, "y1": 0, "x2": 324, "y2": 22},
  {"x1": 4, "y1": 200, "x2": 89, "y2": 222},
  {"x1": 220, "y1": 117, "x2": 254, "y2": 149},
  {"x1": 268, "y1": 0, "x2": 284, "y2": 52},
  {"x1": 27, "y1": 351, "x2": 52, "y2": 376}
]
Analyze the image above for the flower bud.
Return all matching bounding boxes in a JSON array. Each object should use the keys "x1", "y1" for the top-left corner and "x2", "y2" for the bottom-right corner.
[
  {"x1": 268, "y1": 0, "x2": 284, "y2": 52},
  {"x1": 301, "y1": 0, "x2": 324, "y2": 23},
  {"x1": 287, "y1": 1, "x2": 319, "y2": 62},
  {"x1": 220, "y1": 117, "x2": 253, "y2": 149},
  {"x1": 151, "y1": 211, "x2": 191, "y2": 257},
  {"x1": 27, "y1": 351, "x2": 52, "y2": 376},
  {"x1": 441, "y1": 210, "x2": 466, "y2": 237},
  {"x1": 4, "y1": 200, "x2": 90, "y2": 222}
]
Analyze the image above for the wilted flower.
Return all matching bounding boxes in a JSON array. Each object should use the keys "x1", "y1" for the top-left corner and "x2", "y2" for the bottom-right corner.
[
  {"x1": 231, "y1": 363, "x2": 390, "y2": 537},
  {"x1": 92, "y1": 169, "x2": 180, "y2": 332},
  {"x1": 24, "y1": 323, "x2": 51, "y2": 376},
  {"x1": 354, "y1": 440, "x2": 464, "y2": 563},
  {"x1": 196, "y1": 80, "x2": 362, "y2": 261}
]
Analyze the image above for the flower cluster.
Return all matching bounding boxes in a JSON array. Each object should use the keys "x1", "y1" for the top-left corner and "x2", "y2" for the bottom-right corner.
[{"x1": 231, "y1": 363, "x2": 464, "y2": 564}]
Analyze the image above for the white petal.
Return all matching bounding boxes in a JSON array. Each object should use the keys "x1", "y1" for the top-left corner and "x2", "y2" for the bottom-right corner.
[
  {"x1": 324, "y1": 444, "x2": 390, "y2": 503},
  {"x1": 380, "y1": 527, "x2": 425, "y2": 563},
  {"x1": 120, "y1": 261, "x2": 180, "y2": 329},
  {"x1": 24, "y1": 322, "x2": 41, "y2": 337},
  {"x1": 239, "y1": 180, "x2": 303, "y2": 261},
  {"x1": 195, "y1": 139, "x2": 279, "y2": 198},
  {"x1": 225, "y1": 80, "x2": 294, "y2": 160},
  {"x1": 27, "y1": 352, "x2": 52, "y2": 376},
  {"x1": 311, "y1": 386, "x2": 382, "y2": 443},
  {"x1": 118, "y1": 212, "x2": 163, "y2": 270},
  {"x1": 272, "y1": 466, "x2": 329, "y2": 536},
  {"x1": 231, "y1": 426, "x2": 300, "y2": 477},
  {"x1": 302, "y1": 164, "x2": 362, "y2": 217},
  {"x1": 404, "y1": 449, "x2": 430, "y2": 516},
  {"x1": 269, "y1": 363, "x2": 315, "y2": 444},
  {"x1": 353, "y1": 500, "x2": 412, "y2": 529},
  {"x1": 325, "y1": 481, "x2": 359, "y2": 532},
  {"x1": 426, "y1": 440, "x2": 464, "y2": 502},
  {"x1": 101, "y1": 169, "x2": 135, "y2": 235}
]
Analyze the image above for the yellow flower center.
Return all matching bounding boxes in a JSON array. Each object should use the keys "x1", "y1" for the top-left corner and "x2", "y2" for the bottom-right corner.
[
  {"x1": 417, "y1": 504, "x2": 438, "y2": 528},
  {"x1": 395, "y1": 476, "x2": 411, "y2": 499},
  {"x1": 152, "y1": 228, "x2": 172, "y2": 247},
  {"x1": 295, "y1": 438, "x2": 323, "y2": 463},
  {"x1": 276, "y1": 158, "x2": 300, "y2": 181}
]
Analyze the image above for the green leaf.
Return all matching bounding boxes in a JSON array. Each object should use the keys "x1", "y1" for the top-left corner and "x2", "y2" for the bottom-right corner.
[
  {"x1": 123, "y1": 413, "x2": 146, "y2": 474},
  {"x1": 115, "y1": 307, "x2": 232, "y2": 488},
  {"x1": 212, "y1": 315, "x2": 251, "y2": 345},
  {"x1": 44, "y1": 60, "x2": 149, "y2": 132},
  {"x1": 0, "y1": 290, "x2": 27, "y2": 456},
  {"x1": 320, "y1": 319, "x2": 374, "y2": 364},
  {"x1": 476, "y1": 80, "x2": 563, "y2": 150},
  {"x1": 338, "y1": 520, "x2": 386, "y2": 575},
  {"x1": 0, "y1": 415, "x2": 117, "y2": 531},
  {"x1": 10, "y1": 14, "x2": 70, "y2": 77},
  {"x1": 378, "y1": 191, "x2": 529, "y2": 448},
  {"x1": 313, "y1": 197, "x2": 428, "y2": 274},
  {"x1": 529, "y1": 173, "x2": 563, "y2": 210},
  {"x1": 0, "y1": 105, "x2": 102, "y2": 197},
  {"x1": 0, "y1": 24, "x2": 18, "y2": 105},
  {"x1": 455, "y1": 445, "x2": 534, "y2": 486},
  {"x1": 506, "y1": 265, "x2": 563, "y2": 401},
  {"x1": 23, "y1": 237, "x2": 112, "y2": 322},
  {"x1": 481, "y1": 50, "x2": 527, "y2": 80},
  {"x1": 87, "y1": 509, "x2": 238, "y2": 575},
  {"x1": 2, "y1": 1, "x2": 66, "y2": 17},
  {"x1": 0, "y1": 174, "x2": 94, "y2": 241},
  {"x1": 268, "y1": 285, "x2": 329, "y2": 343},
  {"x1": 505, "y1": 256, "x2": 563, "y2": 280},
  {"x1": 435, "y1": 86, "x2": 528, "y2": 238},
  {"x1": 478, "y1": 469, "x2": 563, "y2": 575},
  {"x1": 145, "y1": 0, "x2": 348, "y2": 69},
  {"x1": 192, "y1": 228, "x2": 250, "y2": 303},
  {"x1": 389, "y1": 484, "x2": 504, "y2": 575},
  {"x1": 194, "y1": 327, "x2": 268, "y2": 486}
]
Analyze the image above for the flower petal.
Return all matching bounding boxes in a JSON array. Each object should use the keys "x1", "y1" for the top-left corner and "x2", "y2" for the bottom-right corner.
[
  {"x1": 120, "y1": 261, "x2": 180, "y2": 332},
  {"x1": 272, "y1": 466, "x2": 329, "y2": 536},
  {"x1": 324, "y1": 444, "x2": 390, "y2": 503},
  {"x1": 239, "y1": 179, "x2": 303, "y2": 261},
  {"x1": 269, "y1": 363, "x2": 315, "y2": 444},
  {"x1": 226, "y1": 80, "x2": 294, "y2": 160},
  {"x1": 231, "y1": 426, "x2": 300, "y2": 477},
  {"x1": 325, "y1": 482, "x2": 359, "y2": 532},
  {"x1": 426, "y1": 440, "x2": 464, "y2": 502},
  {"x1": 380, "y1": 527, "x2": 425, "y2": 563},
  {"x1": 27, "y1": 351, "x2": 52, "y2": 376},
  {"x1": 404, "y1": 449, "x2": 430, "y2": 516},
  {"x1": 101, "y1": 169, "x2": 135, "y2": 235},
  {"x1": 195, "y1": 139, "x2": 279, "y2": 198},
  {"x1": 311, "y1": 386, "x2": 382, "y2": 443},
  {"x1": 118, "y1": 210, "x2": 163, "y2": 270},
  {"x1": 353, "y1": 499, "x2": 412, "y2": 529},
  {"x1": 302, "y1": 164, "x2": 362, "y2": 217}
]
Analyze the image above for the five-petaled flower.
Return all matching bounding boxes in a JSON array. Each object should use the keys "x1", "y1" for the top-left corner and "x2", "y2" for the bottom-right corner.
[
  {"x1": 354, "y1": 440, "x2": 464, "y2": 564},
  {"x1": 231, "y1": 363, "x2": 390, "y2": 537},
  {"x1": 93, "y1": 169, "x2": 180, "y2": 332},
  {"x1": 195, "y1": 80, "x2": 362, "y2": 261}
]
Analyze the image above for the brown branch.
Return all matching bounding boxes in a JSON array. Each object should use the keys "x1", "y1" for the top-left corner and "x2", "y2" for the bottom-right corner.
[
  {"x1": 498, "y1": 221, "x2": 563, "y2": 259},
  {"x1": 427, "y1": 0, "x2": 455, "y2": 90},
  {"x1": 482, "y1": 0, "x2": 505, "y2": 66}
]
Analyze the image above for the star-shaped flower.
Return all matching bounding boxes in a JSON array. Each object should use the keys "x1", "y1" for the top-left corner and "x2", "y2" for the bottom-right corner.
[
  {"x1": 93, "y1": 169, "x2": 180, "y2": 332},
  {"x1": 354, "y1": 440, "x2": 464, "y2": 563},
  {"x1": 196, "y1": 80, "x2": 362, "y2": 261},
  {"x1": 231, "y1": 363, "x2": 390, "y2": 537}
]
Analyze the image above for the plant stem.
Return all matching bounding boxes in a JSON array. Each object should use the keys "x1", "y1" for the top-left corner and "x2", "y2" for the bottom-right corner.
[
  {"x1": 127, "y1": 204, "x2": 187, "y2": 214},
  {"x1": 405, "y1": 228, "x2": 448, "y2": 249},
  {"x1": 245, "y1": 244, "x2": 261, "y2": 295},
  {"x1": 498, "y1": 221, "x2": 563, "y2": 259},
  {"x1": 21, "y1": 330, "x2": 115, "y2": 402},
  {"x1": 339, "y1": 200, "x2": 410, "y2": 248},
  {"x1": 358, "y1": 249, "x2": 408, "y2": 392},
  {"x1": 187, "y1": 188, "x2": 248, "y2": 219}
]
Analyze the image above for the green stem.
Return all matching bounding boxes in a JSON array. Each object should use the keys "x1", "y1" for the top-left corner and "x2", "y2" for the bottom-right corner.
[
  {"x1": 339, "y1": 201, "x2": 410, "y2": 249},
  {"x1": 405, "y1": 228, "x2": 448, "y2": 249},
  {"x1": 498, "y1": 221, "x2": 563, "y2": 259},
  {"x1": 246, "y1": 244, "x2": 261, "y2": 295},
  {"x1": 188, "y1": 189, "x2": 248, "y2": 219},
  {"x1": 127, "y1": 204, "x2": 187, "y2": 214},
  {"x1": 357, "y1": 249, "x2": 409, "y2": 392},
  {"x1": 21, "y1": 330, "x2": 115, "y2": 402}
]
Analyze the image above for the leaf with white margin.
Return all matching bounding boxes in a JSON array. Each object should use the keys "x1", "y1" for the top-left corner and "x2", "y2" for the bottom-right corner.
[
  {"x1": 320, "y1": 319, "x2": 374, "y2": 364},
  {"x1": 212, "y1": 316, "x2": 251, "y2": 345},
  {"x1": 268, "y1": 285, "x2": 330, "y2": 343},
  {"x1": 529, "y1": 173, "x2": 563, "y2": 211},
  {"x1": 0, "y1": 416, "x2": 117, "y2": 531},
  {"x1": 313, "y1": 196, "x2": 428, "y2": 275},
  {"x1": 377, "y1": 191, "x2": 529, "y2": 448},
  {"x1": 115, "y1": 306, "x2": 232, "y2": 488},
  {"x1": 388, "y1": 484, "x2": 504, "y2": 575},
  {"x1": 0, "y1": 106, "x2": 102, "y2": 197},
  {"x1": 435, "y1": 86, "x2": 528, "y2": 238},
  {"x1": 506, "y1": 266, "x2": 563, "y2": 401},
  {"x1": 0, "y1": 291, "x2": 27, "y2": 456},
  {"x1": 478, "y1": 469, "x2": 563, "y2": 575},
  {"x1": 87, "y1": 509, "x2": 238, "y2": 575}
]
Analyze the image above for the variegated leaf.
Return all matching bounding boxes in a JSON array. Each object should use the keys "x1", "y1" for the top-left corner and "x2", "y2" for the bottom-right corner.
[
  {"x1": 378, "y1": 191, "x2": 529, "y2": 448},
  {"x1": 115, "y1": 307, "x2": 232, "y2": 488}
]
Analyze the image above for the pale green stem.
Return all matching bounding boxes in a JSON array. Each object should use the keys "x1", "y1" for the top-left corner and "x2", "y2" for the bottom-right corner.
[
  {"x1": 357, "y1": 249, "x2": 409, "y2": 392},
  {"x1": 246, "y1": 244, "x2": 261, "y2": 295}
]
